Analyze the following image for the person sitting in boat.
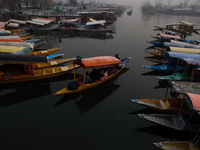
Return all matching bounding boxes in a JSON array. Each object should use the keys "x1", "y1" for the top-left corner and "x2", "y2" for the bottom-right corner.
[
  {"x1": 115, "y1": 53, "x2": 120, "y2": 60},
  {"x1": 85, "y1": 71, "x2": 92, "y2": 84},
  {"x1": 90, "y1": 69, "x2": 101, "y2": 81}
]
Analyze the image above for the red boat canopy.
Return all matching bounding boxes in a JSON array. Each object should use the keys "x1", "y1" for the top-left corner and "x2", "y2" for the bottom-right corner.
[
  {"x1": 158, "y1": 33, "x2": 181, "y2": 40},
  {"x1": 73, "y1": 56, "x2": 121, "y2": 68},
  {"x1": 185, "y1": 93, "x2": 200, "y2": 111}
]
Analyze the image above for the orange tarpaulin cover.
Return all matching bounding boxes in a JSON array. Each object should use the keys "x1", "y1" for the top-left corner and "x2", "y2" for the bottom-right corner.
[
  {"x1": 186, "y1": 93, "x2": 200, "y2": 111},
  {"x1": 74, "y1": 56, "x2": 121, "y2": 68}
]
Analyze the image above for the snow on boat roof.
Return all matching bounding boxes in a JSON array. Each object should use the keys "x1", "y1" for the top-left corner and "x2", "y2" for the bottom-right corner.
[
  {"x1": 9, "y1": 19, "x2": 26, "y2": 24},
  {"x1": 164, "y1": 23, "x2": 181, "y2": 26},
  {"x1": 26, "y1": 20, "x2": 45, "y2": 26},
  {"x1": 31, "y1": 19, "x2": 51, "y2": 24},
  {"x1": 180, "y1": 21, "x2": 194, "y2": 26},
  {"x1": 8, "y1": 23, "x2": 19, "y2": 28},
  {"x1": 36, "y1": 18, "x2": 54, "y2": 22},
  {"x1": 86, "y1": 20, "x2": 106, "y2": 26}
]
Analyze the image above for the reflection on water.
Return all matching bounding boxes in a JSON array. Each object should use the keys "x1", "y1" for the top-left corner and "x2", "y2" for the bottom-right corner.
[
  {"x1": 0, "y1": 73, "x2": 75, "y2": 107},
  {"x1": 135, "y1": 125, "x2": 195, "y2": 140}
]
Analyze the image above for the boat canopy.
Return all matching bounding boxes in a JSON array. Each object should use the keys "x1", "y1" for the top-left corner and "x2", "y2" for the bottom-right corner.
[
  {"x1": 164, "y1": 23, "x2": 182, "y2": 26},
  {"x1": 181, "y1": 58, "x2": 200, "y2": 66},
  {"x1": 164, "y1": 52, "x2": 200, "y2": 59},
  {"x1": 158, "y1": 33, "x2": 181, "y2": 40},
  {"x1": 86, "y1": 20, "x2": 106, "y2": 26},
  {"x1": 180, "y1": 21, "x2": 194, "y2": 26},
  {"x1": 32, "y1": 19, "x2": 51, "y2": 24},
  {"x1": 0, "y1": 36, "x2": 20, "y2": 39},
  {"x1": 26, "y1": 20, "x2": 45, "y2": 26},
  {"x1": 0, "y1": 54, "x2": 47, "y2": 64},
  {"x1": 162, "y1": 30, "x2": 177, "y2": 35},
  {"x1": 36, "y1": 18, "x2": 54, "y2": 22},
  {"x1": 8, "y1": 23, "x2": 19, "y2": 28},
  {"x1": 9, "y1": 19, "x2": 26, "y2": 24},
  {"x1": 167, "y1": 47, "x2": 200, "y2": 54},
  {"x1": 60, "y1": 20, "x2": 79, "y2": 25},
  {"x1": 73, "y1": 56, "x2": 121, "y2": 68},
  {"x1": 62, "y1": 19, "x2": 79, "y2": 22},
  {"x1": 184, "y1": 93, "x2": 200, "y2": 111},
  {"x1": 0, "y1": 22, "x2": 9, "y2": 29}
]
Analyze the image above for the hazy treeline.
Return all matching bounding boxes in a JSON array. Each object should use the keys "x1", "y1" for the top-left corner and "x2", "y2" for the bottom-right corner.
[{"x1": 0, "y1": 0, "x2": 55, "y2": 11}]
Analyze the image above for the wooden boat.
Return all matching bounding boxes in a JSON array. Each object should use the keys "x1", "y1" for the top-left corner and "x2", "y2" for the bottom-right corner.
[
  {"x1": 157, "y1": 58, "x2": 200, "y2": 81},
  {"x1": 21, "y1": 35, "x2": 35, "y2": 40},
  {"x1": 153, "y1": 129, "x2": 200, "y2": 150},
  {"x1": 53, "y1": 56, "x2": 131, "y2": 96},
  {"x1": 0, "y1": 54, "x2": 79, "y2": 84},
  {"x1": 0, "y1": 29, "x2": 11, "y2": 36},
  {"x1": 0, "y1": 39, "x2": 24, "y2": 42},
  {"x1": 131, "y1": 92, "x2": 195, "y2": 114},
  {"x1": 59, "y1": 19, "x2": 80, "y2": 30},
  {"x1": 137, "y1": 92, "x2": 200, "y2": 132},
  {"x1": 145, "y1": 46, "x2": 200, "y2": 59},
  {"x1": 170, "y1": 81, "x2": 200, "y2": 96},
  {"x1": 74, "y1": 20, "x2": 114, "y2": 33},
  {"x1": 32, "y1": 57, "x2": 75, "y2": 69},
  {"x1": 154, "y1": 21, "x2": 200, "y2": 35},
  {"x1": 47, "y1": 54, "x2": 64, "y2": 60},
  {"x1": 153, "y1": 141, "x2": 199, "y2": 150},
  {"x1": 33, "y1": 41, "x2": 46, "y2": 49},
  {"x1": 143, "y1": 52, "x2": 200, "y2": 73},
  {"x1": 29, "y1": 48, "x2": 61, "y2": 56}
]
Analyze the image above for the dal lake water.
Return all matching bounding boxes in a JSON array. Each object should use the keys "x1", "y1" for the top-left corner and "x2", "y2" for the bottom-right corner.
[{"x1": 1, "y1": 7, "x2": 200, "y2": 150}]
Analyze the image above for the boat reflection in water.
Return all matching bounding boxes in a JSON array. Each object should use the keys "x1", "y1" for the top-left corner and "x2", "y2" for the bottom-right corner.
[{"x1": 0, "y1": 73, "x2": 74, "y2": 107}]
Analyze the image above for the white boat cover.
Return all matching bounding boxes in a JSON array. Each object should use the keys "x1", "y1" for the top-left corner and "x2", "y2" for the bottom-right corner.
[
  {"x1": 8, "y1": 23, "x2": 19, "y2": 28},
  {"x1": 86, "y1": 20, "x2": 106, "y2": 26},
  {"x1": 32, "y1": 19, "x2": 51, "y2": 24},
  {"x1": 9, "y1": 19, "x2": 26, "y2": 24},
  {"x1": 26, "y1": 20, "x2": 45, "y2": 26}
]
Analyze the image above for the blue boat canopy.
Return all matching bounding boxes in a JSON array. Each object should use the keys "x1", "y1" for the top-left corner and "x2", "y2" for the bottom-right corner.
[
  {"x1": 181, "y1": 58, "x2": 200, "y2": 66},
  {"x1": 164, "y1": 52, "x2": 200, "y2": 59}
]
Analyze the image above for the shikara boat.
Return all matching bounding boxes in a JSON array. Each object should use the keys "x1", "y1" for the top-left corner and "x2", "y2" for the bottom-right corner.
[
  {"x1": 137, "y1": 92, "x2": 200, "y2": 132},
  {"x1": 157, "y1": 58, "x2": 200, "y2": 81},
  {"x1": 29, "y1": 48, "x2": 61, "y2": 56},
  {"x1": 0, "y1": 54, "x2": 79, "y2": 84},
  {"x1": 154, "y1": 21, "x2": 200, "y2": 35},
  {"x1": 170, "y1": 81, "x2": 200, "y2": 96},
  {"x1": 74, "y1": 20, "x2": 114, "y2": 33},
  {"x1": 143, "y1": 52, "x2": 200, "y2": 73},
  {"x1": 32, "y1": 57, "x2": 75, "y2": 69},
  {"x1": 0, "y1": 39, "x2": 24, "y2": 42},
  {"x1": 153, "y1": 128, "x2": 200, "y2": 150},
  {"x1": 131, "y1": 92, "x2": 195, "y2": 114},
  {"x1": 53, "y1": 56, "x2": 131, "y2": 96},
  {"x1": 145, "y1": 46, "x2": 200, "y2": 58},
  {"x1": 59, "y1": 19, "x2": 80, "y2": 30}
]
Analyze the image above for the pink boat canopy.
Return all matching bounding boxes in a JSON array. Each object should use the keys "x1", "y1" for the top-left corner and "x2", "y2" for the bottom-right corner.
[
  {"x1": 157, "y1": 33, "x2": 181, "y2": 40},
  {"x1": 185, "y1": 93, "x2": 200, "y2": 111},
  {"x1": 36, "y1": 18, "x2": 55, "y2": 22}
]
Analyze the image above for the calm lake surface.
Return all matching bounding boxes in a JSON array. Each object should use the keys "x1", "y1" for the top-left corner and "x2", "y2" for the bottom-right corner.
[{"x1": 1, "y1": 7, "x2": 200, "y2": 150}]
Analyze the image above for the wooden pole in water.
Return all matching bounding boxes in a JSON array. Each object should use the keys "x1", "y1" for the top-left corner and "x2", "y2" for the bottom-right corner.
[{"x1": 164, "y1": 81, "x2": 170, "y2": 102}]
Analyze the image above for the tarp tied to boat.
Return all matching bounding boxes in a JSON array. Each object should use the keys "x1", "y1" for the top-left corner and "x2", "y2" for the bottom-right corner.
[
  {"x1": 180, "y1": 21, "x2": 194, "y2": 26},
  {"x1": 182, "y1": 58, "x2": 200, "y2": 66},
  {"x1": 73, "y1": 56, "x2": 121, "y2": 68},
  {"x1": 185, "y1": 93, "x2": 200, "y2": 111},
  {"x1": 164, "y1": 52, "x2": 200, "y2": 59},
  {"x1": 0, "y1": 54, "x2": 48, "y2": 64}
]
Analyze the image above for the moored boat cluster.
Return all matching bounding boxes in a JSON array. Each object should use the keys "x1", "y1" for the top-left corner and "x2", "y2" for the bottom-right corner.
[
  {"x1": 0, "y1": 16, "x2": 131, "y2": 96},
  {"x1": 132, "y1": 21, "x2": 200, "y2": 149}
]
